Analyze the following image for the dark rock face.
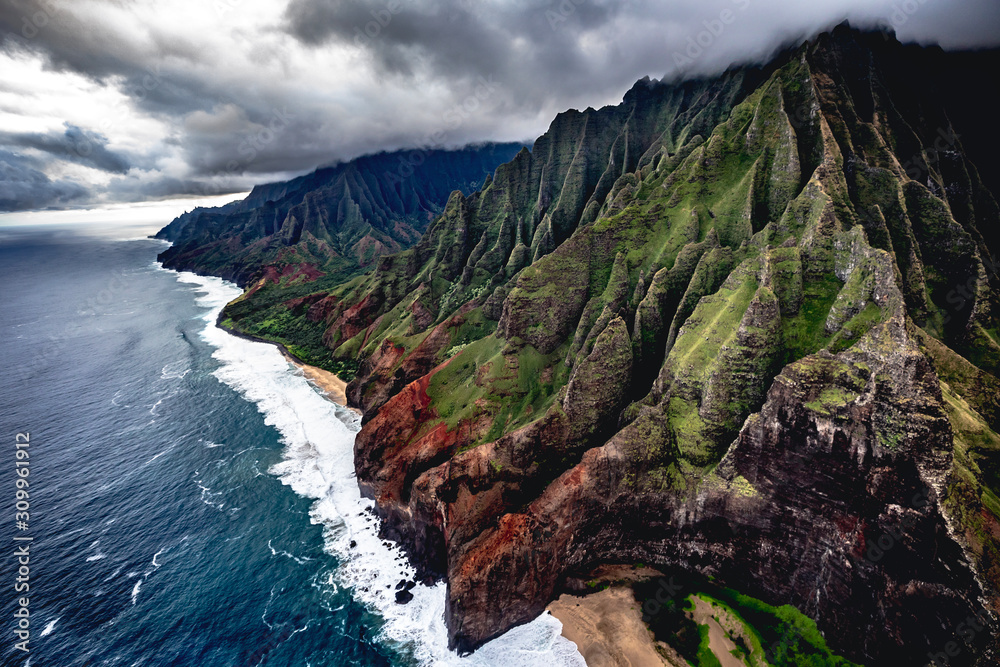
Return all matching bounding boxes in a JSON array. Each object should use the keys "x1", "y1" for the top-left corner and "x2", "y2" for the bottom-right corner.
[
  {"x1": 339, "y1": 27, "x2": 1000, "y2": 665},
  {"x1": 156, "y1": 24, "x2": 1000, "y2": 666},
  {"x1": 438, "y1": 272, "x2": 988, "y2": 663},
  {"x1": 448, "y1": 330, "x2": 944, "y2": 642},
  {"x1": 155, "y1": 143, "x2": 524, "y2": 285}
]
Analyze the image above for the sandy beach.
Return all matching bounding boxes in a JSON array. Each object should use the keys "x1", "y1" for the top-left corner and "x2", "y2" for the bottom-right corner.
[
  {"x1": 280, "y1": 349, "x2": 352, "y2": 408},
  {"x1": 548, "y1": 586, "x2": 681, "y2": 667}
]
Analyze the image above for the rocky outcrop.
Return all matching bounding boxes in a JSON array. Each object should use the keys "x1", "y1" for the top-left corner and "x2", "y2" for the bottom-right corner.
[{"x1": 443, "y1": 315, "x2": 989, "y2": 663}]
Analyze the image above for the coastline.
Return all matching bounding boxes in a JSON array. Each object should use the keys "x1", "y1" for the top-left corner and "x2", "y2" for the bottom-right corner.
[
  {"x1": 163, "y1": 259, "x2": 589, "y2": 665},
  {"x1": 547, "y1": 587, "x2": 672, "y2": 667},
  {"x1": 212, "y1": 309, "x2": 602, "y2": 660},
  {"x1": 211, "y1": 304, "x2": 597, "y2": 660},
  {"x1": 278, "y1": 348, "x2": 352, "y2": 408},
  {"x1": 156, "y1": 249, "x2": 360, "y2": 413},
  {"x1": 213, "y1": 309, "x2": 357, "y2": 411}
]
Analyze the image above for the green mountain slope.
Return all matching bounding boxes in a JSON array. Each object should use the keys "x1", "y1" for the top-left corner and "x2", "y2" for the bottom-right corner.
[{"x1": 184, "y1": 25, "x2": 1000, "y2": 666}]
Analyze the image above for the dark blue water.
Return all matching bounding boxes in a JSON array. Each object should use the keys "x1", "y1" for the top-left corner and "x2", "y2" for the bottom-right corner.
[
  {"x1": 0, "y1": 226, "x2": 582, "y2": 667},
  {"x1": 0, "y1": 230, "x2": 403, "y2": 666}
]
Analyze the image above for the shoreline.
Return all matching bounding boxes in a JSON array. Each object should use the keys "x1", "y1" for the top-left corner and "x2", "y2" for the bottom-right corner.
[
  {"x1": 213, "y1": 310, "x2": 357, "y2": 411},
  {"x1": 206, "y1": 286, "x2": 606, "y2": 661},
  {"x1": 167, "y1": 260, "x2": 586, "y2": 664},
  {"x1": 212, "y1": 310, "x2": 603, "y2": 658},
  {"x1": 279, "y1": 348, "x2": 352, "y2": 408}
]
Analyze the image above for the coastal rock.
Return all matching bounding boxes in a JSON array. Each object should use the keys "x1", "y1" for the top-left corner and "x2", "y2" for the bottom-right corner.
[
  {"x1": 167, "y1": 25, "x2": 1000, "y2": 666},
  {"x1": 345, "y1": 28, "x2": 1000, "y2": 663}
]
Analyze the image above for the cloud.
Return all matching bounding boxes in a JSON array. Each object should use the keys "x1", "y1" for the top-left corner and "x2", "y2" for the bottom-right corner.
[
  {"x1": 0, "y1": 150, "x2": 90, "y2": 211},
  {"x1": 0, "y1": 0, "x2": 998, "y2": 213},
  {"x1": 0, "y1": 123, "x2": 133, "y2": 173},
  {"x1": 178, "y1": 103, "x2": 328, "y2": 177},
  {"x1": 280, "y1": 0, "x2": 1000, "y2": 104},
  {"x1": 281, "y1": 0, "x2": 651, "y2": 111},
  {"x1": 105, "y1": 173, "x2": 250, "y2": 200}
]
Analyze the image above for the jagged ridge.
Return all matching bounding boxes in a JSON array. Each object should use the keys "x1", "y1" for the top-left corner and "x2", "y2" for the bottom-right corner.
[
  {"x1": 200, "y1": 25, "x2": 1000, "y2": 666},
  {"x1": 156, "y1": 143, "x2": 524, "y2": 285}
]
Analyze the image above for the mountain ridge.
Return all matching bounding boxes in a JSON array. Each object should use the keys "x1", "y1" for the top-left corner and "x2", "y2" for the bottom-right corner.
[
  {"x1": 160, "y1": 24, "x2": 1000, "y2": 665},
  {"x1": 155, "y1": 142, "x2": 525, "y2": 285}
]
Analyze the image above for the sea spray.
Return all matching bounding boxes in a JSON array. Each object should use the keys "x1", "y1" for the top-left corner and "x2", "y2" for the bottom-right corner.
[{"x1": 171, "y1": 271, "x2": 586, "y2": 666}]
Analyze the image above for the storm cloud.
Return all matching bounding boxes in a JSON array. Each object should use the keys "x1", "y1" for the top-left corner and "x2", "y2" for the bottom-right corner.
[
  {"x1": 0, "y1": 124, "x2": 134, "y2": 173},
  {"x1": 1, "y1": 0, "x2": 998, "y2": 213},
  {"x1": 0, "y1": 149, "x2": 89, "y2": 211}
]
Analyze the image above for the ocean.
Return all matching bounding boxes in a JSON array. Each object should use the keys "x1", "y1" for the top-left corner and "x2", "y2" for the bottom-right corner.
[{"x1": 0, "y1": 225, "x2": 585, "y2": 667}]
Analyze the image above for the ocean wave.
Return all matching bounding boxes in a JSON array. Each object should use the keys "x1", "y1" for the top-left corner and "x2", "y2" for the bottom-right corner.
[
  {"x1": 159, "y1": 360, "x2": 191, "y2": 380},
  {"x1": 267, "y1": 539, "x2": 315, "y2": 565},
  {"x1": 40, "y1": 618, "x2": 59, "y2": 638},
  {"x1": 194, "y1": 477, "x2": 228, "y2": 512},
  {"x1": 170, "y1": 269, "x2": 586, "y2": 666},
  {"x1": 143, "y1": 445, "x2": 173, "y2": 466},
  {"x1": 131, "y1": 580, "x2": 142, "y2": 605}
]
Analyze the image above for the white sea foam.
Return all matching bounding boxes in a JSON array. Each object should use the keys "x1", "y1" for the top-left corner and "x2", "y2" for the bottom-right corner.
[
  {"x1": 172, "y1": 270, "x2": 586, "y2": 666},
  {"x1": 86, "y1": 541, "x2": 106, "y2": 561},
  {"x1": 159, "y1": 360, "x2": 191, "y2": 380},
  {"x1": 143, "y1": 446, "x2": 172, "y2": 465},
  {"x1": 131, "y1": 580, "x2": 142, "y2": 605},
  {"x1": 194, "y1": 477, "x2": 228, "y2": 512},
  {"x1": 267, "y1": 539, "x2": 314, "y2": 565},
  {"x1": 40, "y1": 618, "x2": 59, "y2": 637}
]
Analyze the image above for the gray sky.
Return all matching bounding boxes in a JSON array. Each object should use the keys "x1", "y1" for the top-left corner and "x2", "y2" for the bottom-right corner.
[{"x1": 1, "y1": 0, "x2": 998, "y2": 220}]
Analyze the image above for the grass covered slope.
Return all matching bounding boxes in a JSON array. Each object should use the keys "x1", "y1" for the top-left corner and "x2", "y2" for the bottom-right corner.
[
  {"x1": 205, "y1": 25, "x2": 1000, "y2": 665},
  {"x1": 631, "y1": 571, "x2": 862, "y2": 667}
]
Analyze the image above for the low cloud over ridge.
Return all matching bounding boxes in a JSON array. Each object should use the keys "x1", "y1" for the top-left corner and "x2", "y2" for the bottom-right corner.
[{"x1": 1, "y1": 0, "x2": 998, "y2": 212}]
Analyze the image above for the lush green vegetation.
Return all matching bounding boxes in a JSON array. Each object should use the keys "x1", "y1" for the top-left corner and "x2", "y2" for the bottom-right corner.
[
  {"x1": 427, "y1": 333, "x2": 568, "y2": 445},
  {"x1": 693, "y1": 622, "x2": 725, "y2": 667},
  {"x1": 780, "y1": 274, "x2": 842, "y2": 363},
  {"x1": 633, "y1": 570, "x2": 863, "y2": 667},
  {"x1": 222, "y1": 274, "x2": 361, "y2": 379},
  {"x1": 149, "y1": 30, "x2": 1000, "y2": 666}
]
